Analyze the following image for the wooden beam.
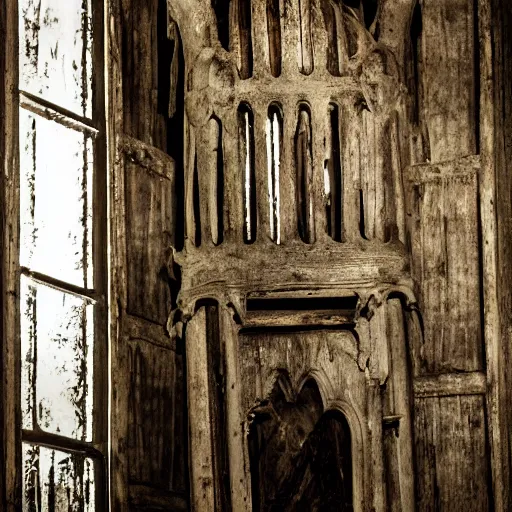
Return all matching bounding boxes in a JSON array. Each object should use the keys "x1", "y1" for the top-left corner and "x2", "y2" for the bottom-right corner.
[
  {"x1": 479, "y1": 0, "x2": 509, "y2": 509},
  {"x1": 413, "y1": 372, "x2": 486, "y2": 398},
  {"x1": 1, "y1": 1, "x2": 21, "y2": 510}
]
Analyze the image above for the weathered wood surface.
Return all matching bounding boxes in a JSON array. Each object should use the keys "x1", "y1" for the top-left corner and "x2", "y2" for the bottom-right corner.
[
  {"x1": 107, "y1": 0, "x2": 130, "y2": 507},
  {"x1": 382, "y1": 299, "x2": 415, "y2": 511},
  {"x1": 239, "y1": 328, "x2": 375, "y2": 512},
  {"x1": 1, "y1": 0, "x2": 21, "y2": 510},
  {"x1": 418, "y1": 0, "x2": 478, "y2": 163},
  {"x1": 185, "y1": 308, "x2": 216, "y2": 511},
  {"x1": 108, "y1": 0, "x2": 189, "y2": 510},
  {"x1": 481, "y1": 0, "x2": 512, "y2": 507},
  {"x1": 120, "y1": 0, "x2": 170, "y2": 151},
  {"x1": 127, "y1": 339, "x2": 187, "y2": 493},
  {"x1": 413, "y1": 372, "x2": 486, "y2": 398},
  {"x1": 2, "y1": 0, "x2": 511, "y2": 509},
  {"x1": 220, "y1": 306, "x2": 252, "y2": 510},
  {"x1": 414, "y1": 395, "x2": 490, "y2": 511},
  {"x1": 125, "y1": 157, "x2": 174, "y2": 325},
  {"x1": 406, "y1": 156, "x2": 482, "y2": 374}
]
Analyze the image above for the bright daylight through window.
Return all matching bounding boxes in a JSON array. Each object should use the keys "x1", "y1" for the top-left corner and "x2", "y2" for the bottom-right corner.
[{"x1": 17, "y1": 0, "x2": 107, "y2": 510}]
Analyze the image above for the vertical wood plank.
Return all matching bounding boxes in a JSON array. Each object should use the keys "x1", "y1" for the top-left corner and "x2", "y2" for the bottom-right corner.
[
  {"x1": 280, "y1": 99, "x2": 299, "y2": 243},
  {"x1": 341, "y1": 101, "x2": 361, "y2": 242},
  {"x1": 251, "y1": 0, "x2": 270, "y2": 78},
  {"x1": 414, "y1": 395, "x2": 490, "y2": 511},
  {"x1": 125, "y1": 161, "x2": 173, "y2": 324},
  {"x1": 407, "y1": 160, "x2": 482, "y2": 374},
  {"x1": 280, "y1": 0, "x2": 300, "y2": 77},
  {"x1": 1, "y1": 0, "x2": 21, "y2": 509},
  {"x1": 385, "y1": 299, "x2": 415, "y2": 511},
  {"x1": 220, "y1": 307, "x2": 252, "y2": 510},
  {"x1": 420, "y1": 0, "x2": 477, "y2": 162},
  {"x1": 186, "y1": 308, "x2": 216, "y2": 511},
  {"x1": 367, "y1": 380, "x2": 386, "y2": 512},
  {"x1": 222, "y1": 111, "x2": 244, "y2": 243},
  {"x1": 479, "y1": 0, "x2": 510, "y2": 508},
  {"x1": 108, "y1": 0, "x2": 130, "y2": 509}
]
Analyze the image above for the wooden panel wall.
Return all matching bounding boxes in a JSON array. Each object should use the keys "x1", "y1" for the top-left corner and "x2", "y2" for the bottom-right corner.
[
  {"x1": 125, "y1": 159, "x2": 173, "y2": 325},
  {"x1": 127, "y1": 340, "x2": 186, "y2": 492},
  {"x1": 418, "y1": 0, "x2": 478, "y2": 162},
  {"x1": 406, "y1": 159, "x2": 491, "y2": 509},
  {"x1": 406, "y1": 0, "x2": 494, "y2": 505},
  {"x1": 414, "y1": 395, "x2": 489, "y2": 511},
  {"x1": 108, "y1": 0, "x2": 188, "y2": 510},
  {"x1": 408, "y1": 158, "x2": 482, "y2": 374},
  {"x1": 120, "y1": 0, "x2": 170, "y2": 151}
]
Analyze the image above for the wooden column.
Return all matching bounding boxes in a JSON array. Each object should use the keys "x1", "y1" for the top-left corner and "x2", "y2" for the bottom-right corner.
[
  {"x1": 186, "y1": 308, "x2": 216, "y2": 511},
  {"x1": 479, "y1": 0, "x2": 511, "y2": 508},
  {"x1": 220, "y1": 305, "x2": 252, "y2": 510},
  {"x1": 1, "y1": 0, "x2": 21, "y2": 510}
]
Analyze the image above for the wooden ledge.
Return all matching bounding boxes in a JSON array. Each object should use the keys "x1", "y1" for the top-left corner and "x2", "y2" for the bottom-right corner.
[
  {"x1": 406, "y1": 154, "x2": 480, "y2": 184},
  {"x1": 176, "y1": 239, "x2": 409, "y2": 299},
  {"x1": 414, "y1": 372, "x2": 486, "y2": 398}
]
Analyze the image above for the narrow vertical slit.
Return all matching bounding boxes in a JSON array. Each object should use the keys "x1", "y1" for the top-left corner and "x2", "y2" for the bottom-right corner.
[
  {"x1": 267, "y1": 0, "x2": 282, "y2": 77},
  {"x1": 164, "y1": 17, "x2": 185, "y2": 251},
  {"x1": 359, "y1": 188, "x2": 367, "y2": 239},
  {"x1": 325, "y1": 103, "x2": 343, "y2": 241},
  {"x1": 204, "y1": 303, "x2": 232, "y2": 511},
  {"x1": 193, "y1": 153, "x2": 201, "y2": 247},
  {"x1": 266, "y1": 105, "x2": 282, "y2": 244},
  {"x1": 410, "y1": 2, "x2": 422, "y2": 126},
  {"x1": 321, "y1": 0, "x2": 340, "y2": 76},
  {"x1": 298, "y1": 0, "x2": 314, "y2": 75},
  {"x1": 239, "y1": 0, "x2": 254, "y2": 79},
  {"x1": 209, "y1": 117, "x2": 224, "y2": 245},
  {"x1": 238, "y1": 104, "x2": 257, "y2": 243},
  {"x1": 296, "y1": 105, "x2": 314, "y2": 243},
  {"x1": 362, "y1": 0, "x2": 378, "y2": 30},
  {"x1": 212, "y1": 0, "x2": 231, "y2": 50}
]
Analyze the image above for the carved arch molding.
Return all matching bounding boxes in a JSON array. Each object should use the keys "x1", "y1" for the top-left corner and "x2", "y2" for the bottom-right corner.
[{"x1": 165, "y1": 0, "x2": 421, "y2": 510}]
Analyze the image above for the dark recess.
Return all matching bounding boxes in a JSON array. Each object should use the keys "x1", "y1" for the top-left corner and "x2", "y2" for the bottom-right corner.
[{"x1": 246, "y1": 296, "x2": 359, "y2": 312}]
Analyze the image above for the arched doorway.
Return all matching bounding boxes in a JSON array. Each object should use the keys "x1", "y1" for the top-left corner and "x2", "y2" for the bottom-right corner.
[{"x1": 249, "y1": 378, "x2": 353, "y2": 511}]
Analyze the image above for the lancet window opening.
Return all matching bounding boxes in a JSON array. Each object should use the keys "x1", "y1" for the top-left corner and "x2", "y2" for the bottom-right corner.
[
  {"x1": 238, "y1": 103, "x2": 257, "y2": 243},
  {"x1": 266, "y1": 104, "x2": 283, "y2": 244},
  {"x1": 296, "y1": 103, "x2": 314, "y2": 243},
  {"x1": 325, "y1": 102, "x2": 343, "y2": 242}
]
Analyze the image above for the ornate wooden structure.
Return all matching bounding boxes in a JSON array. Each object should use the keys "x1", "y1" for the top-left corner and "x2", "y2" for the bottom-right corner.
[{"x1": 2, "y1": 0, "x2": 512, "y2": 510}]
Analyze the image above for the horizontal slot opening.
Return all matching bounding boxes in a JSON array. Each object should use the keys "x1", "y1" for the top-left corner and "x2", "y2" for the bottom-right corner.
[{"x1": 246, "y1": 295, "x2": 358, "y2": 311}]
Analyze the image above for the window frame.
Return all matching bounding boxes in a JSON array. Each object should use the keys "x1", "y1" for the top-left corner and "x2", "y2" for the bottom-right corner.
[{"x1": 1, "y1": 0, "x2": 109, "y2": 509}]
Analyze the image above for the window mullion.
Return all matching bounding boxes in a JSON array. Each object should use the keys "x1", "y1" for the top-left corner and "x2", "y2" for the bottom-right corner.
[
  {"x1": 22, "y1": 429, "x2": 104, "y2": 460},
  {"x1": 20, "y1": 266, "x2": 102, "y2": 304},
  {"x1": 19, "y1": 90, "x2": 98, "y2": 135}
]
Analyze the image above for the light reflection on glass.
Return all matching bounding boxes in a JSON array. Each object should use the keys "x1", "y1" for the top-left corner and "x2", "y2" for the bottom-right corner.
[
  {"x1": 19, "y1": 109, "x2": 93, "y2": 288},
  {"x1": 21, "y1": 276, "x2": 94, "y2": 441},
  {"x1": 19, "y1": 0, "x2": 93, "y2": 117},
  {"x1": 23, "y1": 443, "x2": 96, "y2": 511}
]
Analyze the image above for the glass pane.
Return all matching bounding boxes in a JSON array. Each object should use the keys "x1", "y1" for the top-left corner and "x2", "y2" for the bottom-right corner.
[
  {"x1": 23, "y1": 443, "x2": 96, "y2": 511},
  {"x1": 21, "y1": 276, "x2": 94, "y2": 441},
  {"x1": 20, "y1": 109, "x2": 93, "y2": 288},
  {"x1": 19, "y1": 0, "x2": 93, "y2": 117}
]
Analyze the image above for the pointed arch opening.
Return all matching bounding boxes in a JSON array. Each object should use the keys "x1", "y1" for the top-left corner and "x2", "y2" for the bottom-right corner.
[{"x1": 248, "y1": 377, "x2": 353, "y2": 510}]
